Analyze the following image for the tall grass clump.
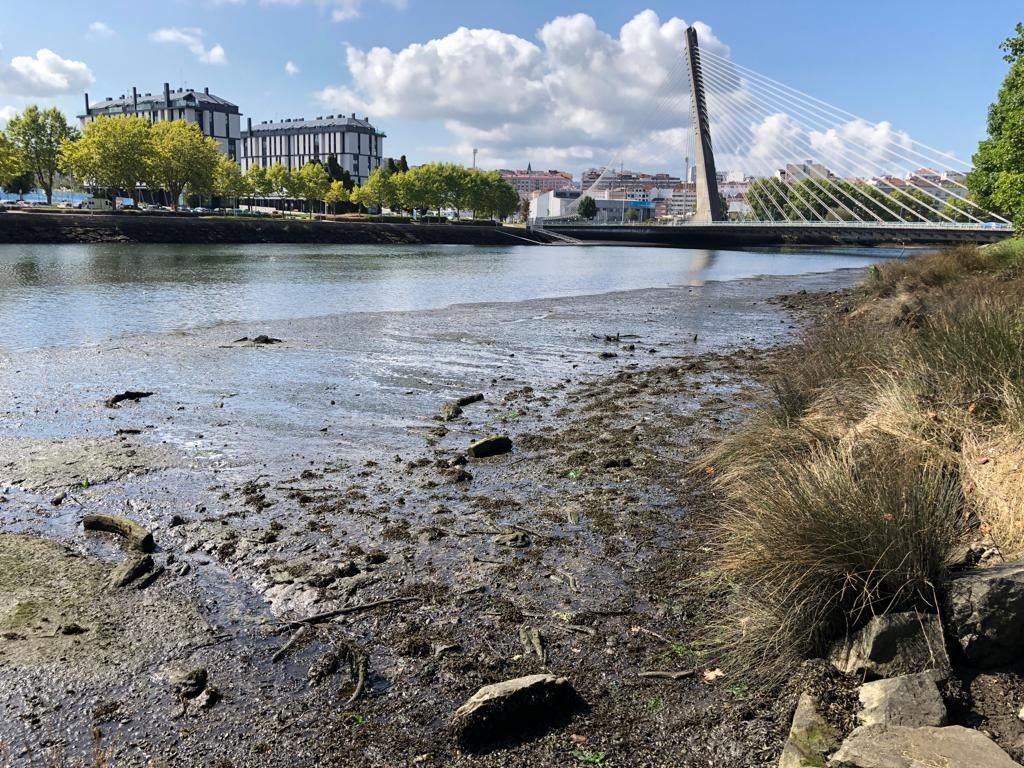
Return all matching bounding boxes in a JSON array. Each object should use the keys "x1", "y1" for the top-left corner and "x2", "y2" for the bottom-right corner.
[{"x1": 704, "y1": 241, "x2": 1024, "y2": 684}]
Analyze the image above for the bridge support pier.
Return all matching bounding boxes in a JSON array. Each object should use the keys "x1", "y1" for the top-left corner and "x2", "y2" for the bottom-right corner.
[{"x1": 684, "y1": 27, "x2": 725, "y2": 223}]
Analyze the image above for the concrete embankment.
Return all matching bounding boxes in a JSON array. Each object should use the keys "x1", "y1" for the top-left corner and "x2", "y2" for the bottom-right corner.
[{"x1": 0, "y1": 212, "x2": 555, "y2": 246}]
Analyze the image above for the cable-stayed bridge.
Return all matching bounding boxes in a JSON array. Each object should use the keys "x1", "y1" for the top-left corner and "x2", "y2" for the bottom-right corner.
[{"x1": 533, "y1": 28, "x2": 1013, "y2": 247}]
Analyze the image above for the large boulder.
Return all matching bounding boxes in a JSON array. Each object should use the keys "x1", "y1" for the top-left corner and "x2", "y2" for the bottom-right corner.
[
  {"x1": 778, "y1": 692, "x2": 841, "y2": 768},
  {"x1": 466, "y1": 435, "x2": 513, "y2": 459},
  {"x1": 829, "y1": 613, "x2": 950, "y2": 680},
  {"x1": 452, "y1": 674, "x2": 582, "y2": 751},
  {"x1": 944, "y1": 562, "x2": 1024, "y2": 668},
  {"x1": 857, "y1": 672, "x2": 946, "y2": 728},
  {"x1": 829, "y1": 725, "x2": 1022, "y2": 767}
]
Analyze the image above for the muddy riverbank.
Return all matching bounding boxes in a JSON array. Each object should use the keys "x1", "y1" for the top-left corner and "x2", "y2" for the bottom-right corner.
[
  {"x1": 0, "y1": 267, "x2": 862, "y2": 767},
  {"x1": 0, "y1": 212, "x2": 554, "y2": 246}
]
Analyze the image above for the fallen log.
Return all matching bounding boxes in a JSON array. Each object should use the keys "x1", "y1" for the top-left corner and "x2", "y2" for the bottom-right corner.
[{"x1": 82, "y1": 513, "x2": 155, "y2": 552}]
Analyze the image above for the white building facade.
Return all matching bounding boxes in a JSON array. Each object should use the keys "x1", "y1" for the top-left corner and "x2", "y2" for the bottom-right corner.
[
  {"x1": 80, "y1": 84, "x2": 241, "y2": 159},
  {"x1": 238, "y1": 114, "x2": 384, "y2": 186}
]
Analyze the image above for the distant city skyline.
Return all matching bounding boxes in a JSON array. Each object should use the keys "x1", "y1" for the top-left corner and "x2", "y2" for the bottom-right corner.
[{"x1": 1, "y1": 0, "x2": 1021, "y2": 176}]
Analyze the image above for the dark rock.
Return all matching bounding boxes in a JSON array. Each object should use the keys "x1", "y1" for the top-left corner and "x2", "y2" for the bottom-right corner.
[
  {"x1": 945, "y1": 562, "x2": 1024, "y2": 668},
  {"x1": 59, "y1": 622, "x2": 88, "y2": 636},
  {"x1": 50, "y1": 491, "x2": 67, "y2": 506},
  {"x1": 365, "y1": 550, "x2": 388, "y2": 565},
  {"x1": 195, "y1": 686, "x2": 221, "y2": 709},
  {"x1": 830, "y1": 612, "x2": 950, "y2": 681},
  {"x1": 445, "y1": 467, "x2": 473, "y2": 484},
  {"x1": 171, "y1": 668, "x2": 208, "y2": 699},
  {"x1": 82, "y1": 513, "x2": 155, "y2": 553},
  {"x1": 308, "y1": 652, "x2": 340, "y2": 684},
  {"x1": 168, "y1": 514, "x2": 186, "y2": 527},
  {"x1": 493, "y1": 531, "x2": 530, "y2": 548},
  {"x1": 456, "y1": 393, "x2": 485, "y2": 407},
  {"x1": 105, "y1": 390, "x2": 154, "y2": 407},
  {"x1": 251, "y1": 334, "x2": 282, "y2": 345},
  {"x1": 467, "y1": 435, "x2": 513, "y2": 459},
  {"x1": 452, "y1": 674, "x2": 583, "y2": 751}
]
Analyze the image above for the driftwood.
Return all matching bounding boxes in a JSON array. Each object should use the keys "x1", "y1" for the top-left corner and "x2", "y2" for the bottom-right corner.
[
  {"x1": 638, "y1": 670, "x2": 697, "y2": 681},
  {"x1": 281, "y1": 597, "x2": 420, "y2": 629},
  {"x1": 343, "y1": 653, "x2": 368, "y2": 706},
  {"x1": 272, "y1": 624, "x2": 310, "y2": 663},
  {"x1": 82, "y1": 513, "x2": 155, "y2": 552}
]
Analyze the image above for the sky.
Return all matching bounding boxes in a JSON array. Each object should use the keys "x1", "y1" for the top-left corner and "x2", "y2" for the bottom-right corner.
[{"x1": 0, "y1": 0, "x2": 1021, "y2": 178}]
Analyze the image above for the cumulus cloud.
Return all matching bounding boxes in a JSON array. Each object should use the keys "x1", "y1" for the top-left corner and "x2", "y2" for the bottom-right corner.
[
  {"x1": 150, "y1": 28, "x2": 227, "y2": 65},
  {"x1": 285, "y1": 60, "x2": 300, "y2": 76},
  {"x1": 88, "y1": 21, "x2": 115, "y2": 37},
  {"x1": 0, "y1": 48, "x2": 94, "y2": 97},
  {"x1": 316, "y1": 11, "x2": 729, "y2": 170},
  {"x1": 227, "y1": 0, "x2": 395, "y2": 21},
  {"x1": 0, "y1": 105, "x2": 17, "y2": 126}
]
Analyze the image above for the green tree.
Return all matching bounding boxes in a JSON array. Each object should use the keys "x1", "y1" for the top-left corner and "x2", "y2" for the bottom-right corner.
[
  {"x1": 967, "y1": 23, "x2": 1024, "y2": 227},
  {"x1": 214, "y1": 155, "x2": 246, "y2": 207},
  {"x1": 149, "y1": 121, "x2": 221, "y2": 209},
  {"x1": 324, "y1": 180, "x2": 350, "y2": 214},
  {"x1": 0, "y1": 132, "x2": 24, "y2": 190},
  {"x1": 7, "y1": 170, "x2": 35, "y2": 200},
  {"x1": 746, "y1": 178, "x2": 791, "y2": 220},
  {"x1": 360, "y1": 166, "x2": 398, "y2": 214},
  {"x1": 266, "y1": 163, "x2": 291, "y2": 198},
  {"x1": 6, "y1": 106, "x2": 78, "y2": 204},
  {"x1": 243, "y1": 164, "x2": 271, "y2": 208},
  {"x1": 398, "y1": 155, "x2": 409, "y2": 173},
  {"x1": 62, "y1": 115, "x2": 154, "y2": 203},
  {"x1": 577, "y1": 195, "x2": 597, "y2": 220},
  {"x1": 295, "y1": 161, "x2": 331, "y2": 216}
]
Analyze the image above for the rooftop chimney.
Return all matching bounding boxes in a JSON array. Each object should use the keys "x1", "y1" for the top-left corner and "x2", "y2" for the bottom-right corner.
[
  {"x1": 163, "y1": 82, "x2": 171, "y2": 108},
  {"x1": 132, "y1": 86, "x2": 138, "y2": 113},
  {"x1": 247, "y1": 117, "x2": 252, "y2": 132},
  {"x1": 351, "y1": 112, "x2": 355, "y2": 119},
  {"x1": 84, "y1": 92, "x2": 90, "y2": 114},
  {"x1": 204, "y1": 86, "x2": 209, "y2": 95}
]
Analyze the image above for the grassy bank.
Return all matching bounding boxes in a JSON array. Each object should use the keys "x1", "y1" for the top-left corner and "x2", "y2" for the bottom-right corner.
[{"x1": 704, "y1": 239, "x2": 1024, "y2": 683}]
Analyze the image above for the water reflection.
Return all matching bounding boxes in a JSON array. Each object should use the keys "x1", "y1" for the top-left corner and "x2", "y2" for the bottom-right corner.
[{"x1": 0, "y1": 243, "x2": 896, "y2": 351}]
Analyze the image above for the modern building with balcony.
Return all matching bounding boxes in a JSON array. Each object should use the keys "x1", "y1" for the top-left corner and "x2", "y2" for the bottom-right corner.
[
  {"x1": 238, "y1": 114, "x2": 385, "y2": 186},
  {"x1": 80, "y1": 84, "x2": 241, "y2": 159}
]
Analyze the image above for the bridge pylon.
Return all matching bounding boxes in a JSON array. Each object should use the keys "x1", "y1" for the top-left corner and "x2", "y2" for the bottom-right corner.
[{"x1": 684, "y1": 26, "x2": 725, "y2": 223}]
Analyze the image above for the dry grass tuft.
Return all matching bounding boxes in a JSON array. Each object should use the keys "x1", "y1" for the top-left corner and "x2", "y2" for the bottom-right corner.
[{"x1": 704, "y1": 241, "x2": 1024, "y2": 685}]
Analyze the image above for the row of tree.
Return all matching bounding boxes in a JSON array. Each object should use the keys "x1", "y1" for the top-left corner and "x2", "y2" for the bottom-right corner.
[{"x1": 0, "y1": 107, "x2": 521, "y2": 219}]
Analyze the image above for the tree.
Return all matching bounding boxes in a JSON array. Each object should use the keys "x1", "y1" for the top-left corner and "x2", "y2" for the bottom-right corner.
[
  {"x1": 62, "y1": 115, "x2": 153, "y2": 203},
  {"x1": 324, "y1": 180, "x2": 350, "y2": 214},
  {"x1": 6, "y1": 106, "x2": 78, "y2": 205},
  {"x1": 7, "y1": 170, "x2": 34, "y2": 200},
  {"x1": 214, "y1": 155, "x2": 246, "y2": 207},
  {"x1": 0, "y1": 132, "x2": 24, "y2": 190},
  {"x1": 967, "y1": 23, "x2": 1024, "y2": 227},
  {"x1": 149, "y1": 121, "x2": 221, "y2": 209},
  {"x1": 519, "y1": 196, "x2": 531, "y2": 222},
  {"x1": 398, "y1": 155, "x2": 409, "y2": 173},
  {"x1": 387, "y1": 157, "x2": 399, "y2": 174},
  {"x1": 577, "y1": 195, "x2": 597, "y2": 220},
  {"x1": 360, "y1": 166, "x2": 398, "y2": 214},
  {"x1": 243, "y1": 164, "x2": 271, "y2": 208},
  {"x1": 326, "y1": 154, "x2": 345, "y2": 182},
  {"x1": 266, "y1": 163, "x2": 291, "y2": 198},
  {"x1": 295, "y1": 161, "x2": 330, "y2": 216}
]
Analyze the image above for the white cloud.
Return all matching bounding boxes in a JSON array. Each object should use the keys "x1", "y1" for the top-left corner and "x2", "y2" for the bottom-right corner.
[
  {"x1": 150, "y1": 27, "x2": 227, "y2": 65},
  {"x1": 88, "y1": 21, "x2": 115, "y2": 37},
  {"x1": 315, "y1": 11, "x2": 729, "y2": 170},
  {"x1": 285, "y1": 60, "x2": 300, "y2": 76},
  {"x1": 0, "y1": 105, "x2": 17, "y2": 126},
  {"x1": 0, "y1": 48, "x2": 95, "y2": 97}
]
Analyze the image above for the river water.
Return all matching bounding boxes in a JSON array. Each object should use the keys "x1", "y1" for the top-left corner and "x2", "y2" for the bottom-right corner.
[{"x1": 0, "y1": 243, "x2": 894, "y2": 468}]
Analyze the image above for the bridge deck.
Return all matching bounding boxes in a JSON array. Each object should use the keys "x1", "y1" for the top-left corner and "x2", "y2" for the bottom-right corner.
[{"x1": 538, "y1": 222, "x2": 1014, "y2": 248}]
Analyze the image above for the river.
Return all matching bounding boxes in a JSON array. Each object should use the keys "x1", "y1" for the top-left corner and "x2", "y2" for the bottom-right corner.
[{"x1": 0, "y1": 242, "x2": 892, "y2": 465}]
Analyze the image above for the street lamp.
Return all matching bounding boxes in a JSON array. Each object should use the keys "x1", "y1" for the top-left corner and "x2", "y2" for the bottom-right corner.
[{"x1": 472, "y1": 148, "x2": 478, "y2": 169}]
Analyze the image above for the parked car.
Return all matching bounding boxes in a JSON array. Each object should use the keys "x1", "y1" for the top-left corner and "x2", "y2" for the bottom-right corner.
[{"x1": 192, "y1": 207, "x2": 209, "y2": 214}]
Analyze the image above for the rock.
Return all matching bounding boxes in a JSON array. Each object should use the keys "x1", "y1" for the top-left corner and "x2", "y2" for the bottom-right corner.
[
  {"x1": 440, "y1": 402, "x2": 464, "y2": 421},
  {"x1": 195, "y1": 686, "x2": 220, "y2": 709},
  {"x1": 778, "y1": 692, "x2": 841, "y2": 768},
  {"x1": 171, "y1": 668, "x2": 208, "y2": 699},
  {"x1": 857, "y1": 672, "x2": 946, "y2": 728},
  {"x1": 107, "y1": 554, "x2": 153, "y2": 589},
  {"x1": 828, "y1": 725, "x2": 1022, "y2": 767},
  {"x1": 251, "y1": 334, "x2": 282, "y2": 345},
  {"x1": 50, "y1": 491, "x2": 66, "y2": 506},
  {"x1": 467, "y1": 435, "x2": 513, "y2": 459},
  {"x1": 445, "y1": 467, "x2": 473, "y2": 484},
  {"x1": 829, "y1": 613, "x2": 950, "y2": 680},
  {"x1": 493, "y1": 531, "x2": 530, "y2": 548},
  {"x1": 456, "y1": 393, "x2": 484, "y2": 407},
  {"x1": 452, "y1": 674, "x2": 582, "y2": 751},
  {"x1": 59, "y1": 622, "x2": 88, "y2": 636},
  {"x1": 944, "y1": 562, "x2": 1024, "y2": 668},
  {"x1": 104, "y1": 390, "x2": 155, "y2": 407},
  {"x1": 365, "y1": 550, "x2": 388, "y2": 565}
]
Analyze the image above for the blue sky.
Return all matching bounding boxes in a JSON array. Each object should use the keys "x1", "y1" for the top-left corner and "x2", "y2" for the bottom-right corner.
[{"x1": 0, "y1": 0, "x2": 1020, "y2": 176}]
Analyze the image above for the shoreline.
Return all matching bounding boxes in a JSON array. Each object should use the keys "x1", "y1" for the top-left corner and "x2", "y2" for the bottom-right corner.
[{"x1": 0, "y1": 211, "x2": 555, "y2": 246}]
